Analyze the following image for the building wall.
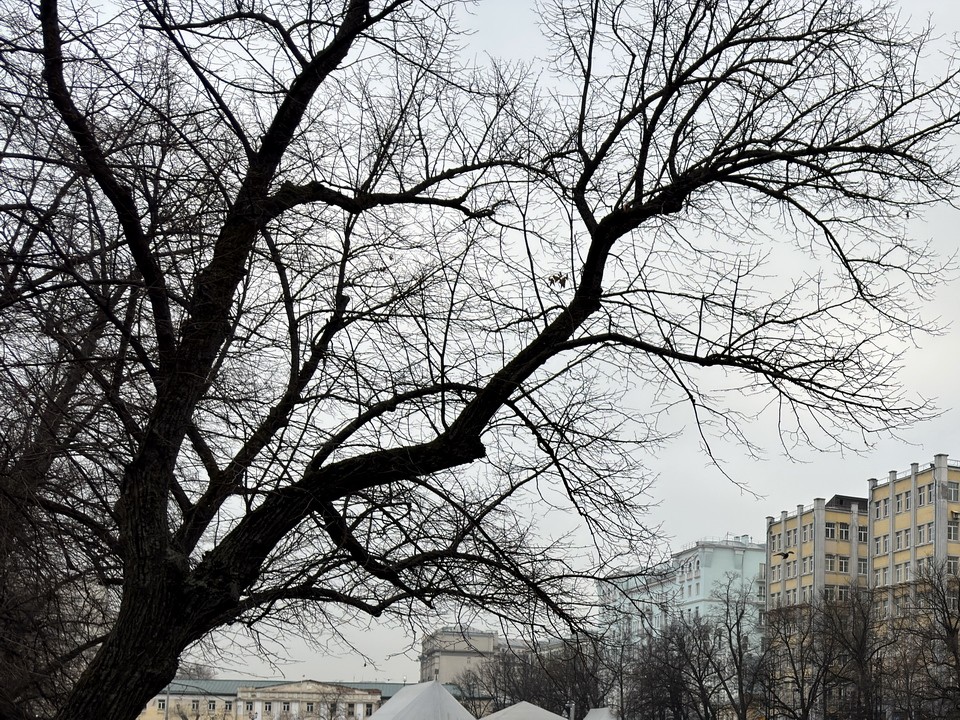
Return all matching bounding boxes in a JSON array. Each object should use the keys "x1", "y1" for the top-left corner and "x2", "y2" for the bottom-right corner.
[
  {"x1": 418, "y1": 628, "x2": 500, "y2": 683},
  {"x1": 765, "y1": 454, "x2": 960, "y2": 615},
  {"x1": 603, "y1": 535, "x2": 765, "y2": 642},
  {"x1": 867, "y1": 454, "x2": 960, "y2": 613},
  {"x1": 765, "y1": 495, "x2": 869, "y2": 609},
  {"x1": 137, "y1": 681, "x2": 380, "y2": 720}
]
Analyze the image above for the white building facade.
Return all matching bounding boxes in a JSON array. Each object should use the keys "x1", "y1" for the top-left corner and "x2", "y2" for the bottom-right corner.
[{"x1": 603, "y1": 534, "x2": 766, "y2": 642}]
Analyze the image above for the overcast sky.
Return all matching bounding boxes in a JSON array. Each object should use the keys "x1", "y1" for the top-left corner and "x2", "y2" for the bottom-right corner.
[{"x1": 211, "y1": 0, "x2": 960, "y2": 684}]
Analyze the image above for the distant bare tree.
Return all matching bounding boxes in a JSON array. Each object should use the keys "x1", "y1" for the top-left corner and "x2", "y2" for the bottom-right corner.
[
  {"x1": 453, "y1": 639, "x2": 613, "y2": 720},
  {"x1": 620, "y1": 635, "x2": 690, "y2": 720},
  {"x1": 702, "y1": 577, "x2": 767, "y2": 720},
  {"x1": 819, "y1": 586, "x2": 891, "y2": 720},
  {"x1": 3, "y1": 0, "x2": 960, "y2": 718},
  {"x1": 763, "y1": 601, "x2": 838, "y2": 720},
  {"x1": 898, "y1": 562, "x2": 960, "y2": 718},
  {"x1": 177, "y1": 663, "x2": 216, "y2": 681}
]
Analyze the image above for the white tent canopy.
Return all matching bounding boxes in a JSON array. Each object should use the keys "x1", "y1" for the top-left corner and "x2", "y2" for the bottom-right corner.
[
  {"x1": 483, "y1": 701, "x2": 567, "y2": 720},
  {"x1": 370, "y1": 682, "x2": 477, "y2": 720},
  {"x1": 581, "y1": 708, "x2": 615, "y2": 720}
]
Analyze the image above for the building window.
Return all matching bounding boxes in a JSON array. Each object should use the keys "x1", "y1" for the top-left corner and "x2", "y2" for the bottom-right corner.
[
  {"x1": 951, "y1": 482, "x2": 960, "y2": 502},
  {"x1": 366, "y1": 704, "x2": 374, "y2": 717},
  {"x1": 157, "y1": 700, "x2": 166, "y2": 710},
  {"x1": 283, "y1": 702, "x2": 291, "y2": 712},
  {"x1": 226, "y1": 701, "x2": 233, "y2": 712},
  {"x1": 839, "y1": 556, "x2": 850, "y2": 573},
  {"x1": 266, "y1": 702, "x2": 273, "y2": 714},
  {"x1": 839, "y1": 523, "x2": 850, "y2": 540},
  {"x1": 882, "y1": 566, "x2": 889, "y2": 585},
  {"x1": 825, "y1": 522, "x2": 836, "y2": 539},
  {"x1": 875, "y1": 537, "x2": 881, "y2": 555},
  {"x1": 192, "y1": 700, "x2": 200, "y2": 712},
  {"x1": 905, "y1": 490, "x2": 912, "y2": 510},
  {"x1": 858, "y1": 557, "x2": 868, "y2": 575},
  {"x1": 917, "y1": 524, "x2": 925, "y2": 545},
  {"x1": 929, "y1": 483, "x2": 936, "y2": 502},
  {"x1": 949, "y1": 522, "x2": 959, "y2": 541},
  {"x1": 247, "y1": 702, "x2": 254, "y2": 712},
  {"x1": 928, "y1": 522, "x2": 935, "y2": 542},
  {"x1": 874, "y1": 500, "x2": 882, "y2": 519},
  {"x1": 330, "y1": 703, "x2": 338, "y2": 717},
  {"x1": 904, "y1": 528, "x2": 911, "y2": 548},
  {"x1": 896, "y1": 493, "x2": 903, "y2": 513},
  {"x1": 209, "y1": 700, "x2": 217, "y2": 711},
  {"x1": 858, "y1": 525, "x2": 868, "y2": 542},
  {"x1": 825, "y1": 555, "x2": 836, "y2": 572},
  {"x1": 919, "y1": 485, "x2": 926, "y2": 506},
  {"x1": 883, "y1": 534, "x2": 890, "y2": 553},
  {"x1": 895, "y1": 531, "x2": 903, "y2": 550},
  {"x1": 802, "y1": 524, "x2": 809, "y2": 543},
  {"x1": 308, "y1": 703, "x2": 315, "y2": 714},
  {"x1": 949, "y1": 556, "x2": 959, "y2": 575},
  {"x1": 838, "y1": 585, "x2": 850, "y2": 601},
  {"x1": 882, "y1": 498, "x2": 890, "y2": 517}
]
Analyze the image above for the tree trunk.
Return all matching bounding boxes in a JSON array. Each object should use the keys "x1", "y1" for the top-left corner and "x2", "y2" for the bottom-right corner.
[{"x1": 53, "y1": 583, "x2": 188, "y2": 720}]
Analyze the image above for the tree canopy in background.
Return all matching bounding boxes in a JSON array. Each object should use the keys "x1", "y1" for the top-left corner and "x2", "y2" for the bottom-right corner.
[{"x1": 2, "y1": 0, "x2": 959, "y2": 717}]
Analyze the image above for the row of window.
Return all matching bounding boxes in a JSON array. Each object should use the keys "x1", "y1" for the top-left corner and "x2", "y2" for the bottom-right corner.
[
  {"x1": 155, "y1": 700, "x2": 375, "y2": 716},
  {"x1": 770, "y1": 521, "x2": 869, "y2": 552},
  {"x1": 874, "y1": 482, "x2": 960, "y2": 519},
  {"x1": 872, "y1": 556, "x2": 960, "y2": 586},
  {"x1": 769, "y1": 555, "x2": 868, "y2": 580},
  {"x1": 156, "y1": 699, "x2": 233, "y2": 712},
  {"x1": 769, "y1": 584, "x2": 839, "y2": 605},
  {"x1": 871, "y1": 522, "x2": 954, "y2": 555}
]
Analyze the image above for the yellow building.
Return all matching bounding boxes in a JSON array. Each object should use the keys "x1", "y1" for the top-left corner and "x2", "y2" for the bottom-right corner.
[
  {"x1": 868, "y1": 453, "x2": 960, "y2": 614},
  {"x1": 765, "y1": 495, "x2": 870, "y2": 608},
  {"x1": 765, "y1": 454, "x2": 960, "y2": 614}
]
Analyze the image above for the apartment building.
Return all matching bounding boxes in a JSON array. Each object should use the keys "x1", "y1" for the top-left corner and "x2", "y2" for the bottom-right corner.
[
  {"x1": 603, "y1": 534, "x2": 766, "y2": 640},
  {"x1": 765, "y1": 454, "x2": 960, "y2": 613},
  {"x1": 765, "y1": 494, "x2": 870, "y2": 608},
  {"x1": 868, "y1": 453, "x2": 960, "y2": 610}
]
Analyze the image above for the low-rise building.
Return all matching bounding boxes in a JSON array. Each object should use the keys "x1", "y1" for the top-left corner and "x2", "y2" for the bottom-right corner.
[
  {"x1": 418, "y1": 627, "x2": 502, "y2": 683},
  {"x1": 138, "y1": 679, "x2": 380, "y2": 720}
]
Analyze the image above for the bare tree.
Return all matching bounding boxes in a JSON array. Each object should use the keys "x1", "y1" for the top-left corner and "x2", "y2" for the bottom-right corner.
[
  {"x1": 453, "y1": 638, "x2": 614, "y2": 720},
  {"x1": 177, "y1": 663, "x2": 216, "y2": 681},
  {"x1": 620, "y1": 635, "x2": 691, "y2": 720},
  {"x1": 665, "y1": 616, "x2": 723, "y2": 720},
  {"x1": 2, "y1": 0, "x2": 960, "y2": 717},
  {"x1": 702, "y1": 576, "x2": 767, "y2": 720},
  {"x1": 897, "y1": 561, "x2": 960, "y2": 718},
  {"x1": 762, "y1": 601, "x2": 838, "y2": 720},
  {"x1": 819, "y1": 586, "x2": 892, "y2": 720}
]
